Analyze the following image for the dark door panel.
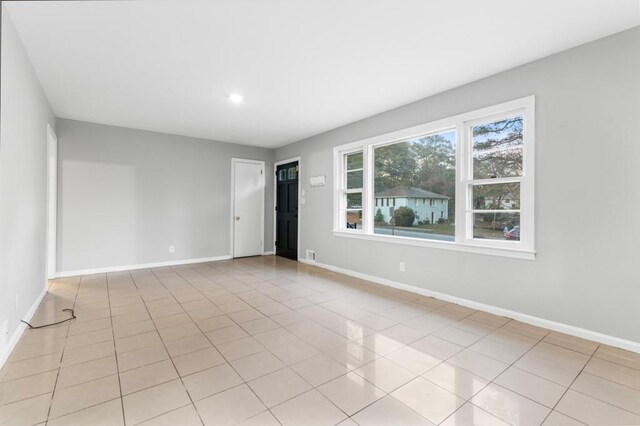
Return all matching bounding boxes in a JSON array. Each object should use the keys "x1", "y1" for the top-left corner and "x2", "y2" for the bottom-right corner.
[{"x1": 276, "y1": 161, "x2": 298, "y2": 260}]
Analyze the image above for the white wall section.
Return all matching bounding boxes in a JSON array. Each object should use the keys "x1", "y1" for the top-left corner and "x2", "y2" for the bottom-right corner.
[{"x1": 0, "y1": 5, "x2": 57, "y2": 366}]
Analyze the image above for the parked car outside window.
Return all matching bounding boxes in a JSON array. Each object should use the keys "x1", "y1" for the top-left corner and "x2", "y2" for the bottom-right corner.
[{"x1": 504, "y1": 225, "x2": 520, "y2": 240}]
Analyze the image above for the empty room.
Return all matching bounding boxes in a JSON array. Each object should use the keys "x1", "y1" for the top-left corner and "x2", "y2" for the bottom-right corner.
[{"x1": 1, "y1": 0, "x2": 639, "y2": 425}]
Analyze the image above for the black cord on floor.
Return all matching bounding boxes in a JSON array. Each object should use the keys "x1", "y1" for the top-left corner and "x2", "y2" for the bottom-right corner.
[{"x1": 21, "y1": 309, "x2": 76, "y2": 329}]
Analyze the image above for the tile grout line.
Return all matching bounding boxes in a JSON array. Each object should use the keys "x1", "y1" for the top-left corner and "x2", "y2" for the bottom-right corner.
[
  {"x1": 44, "y1": 275, "x2": 82, "y2": 423},
  {"x1": 542, "y1": 351, "x2": 598, "y2": 424},
  {"x1": 106, "y1": 271, "x2": 128, "y2": 426}
]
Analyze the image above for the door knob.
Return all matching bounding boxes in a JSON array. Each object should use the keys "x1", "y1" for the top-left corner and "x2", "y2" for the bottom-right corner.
[{"x1": 235, "y1": 216, "x2": 240, "y2": 221}]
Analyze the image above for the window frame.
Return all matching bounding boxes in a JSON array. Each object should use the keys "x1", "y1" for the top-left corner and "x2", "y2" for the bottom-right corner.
[
  {"x1": 333, "y1": 96, "x2": 535, "y2": 260},
  {"x1": 336, "y1": 148, "x2": 366, "y2": 233}
]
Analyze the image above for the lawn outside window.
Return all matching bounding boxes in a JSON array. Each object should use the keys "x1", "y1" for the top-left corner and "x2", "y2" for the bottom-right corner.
[{"x1": 333, "y1": 96, "x2": 535, "y2": 260}]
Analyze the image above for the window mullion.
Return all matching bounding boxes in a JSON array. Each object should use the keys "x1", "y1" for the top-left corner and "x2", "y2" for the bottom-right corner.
[
  {"x1": 455, "y1": 122, "x2": 467, "y2": 244},
  {"x1": 334, "y1": 149, "x2": 342, "y2": 231},
  {"x1": 363, "y1": 145, "x2": 374, "y2": 234}
]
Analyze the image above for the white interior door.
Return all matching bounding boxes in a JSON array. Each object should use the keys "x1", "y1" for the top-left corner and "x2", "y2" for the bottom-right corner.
[
  {"x1": 46, "y1": 124, "x2": 57, "y2": 279},
  {"x1": 233, "y1": 160, "x2": 264, "y2": 258}
]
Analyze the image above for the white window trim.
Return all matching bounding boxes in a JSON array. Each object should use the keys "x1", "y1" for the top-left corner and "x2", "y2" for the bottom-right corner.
[
  {"x1": 333, "y1": 96, "x2": 536, "y2": 260},
  {"x1": 335, "y1": 147, "x2": 366, "y2": 232}
]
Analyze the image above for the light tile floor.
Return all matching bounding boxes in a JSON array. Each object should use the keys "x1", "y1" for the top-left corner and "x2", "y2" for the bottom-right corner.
[{"x1": 1, "y1": 256, "x2": 639, "y2": 425}]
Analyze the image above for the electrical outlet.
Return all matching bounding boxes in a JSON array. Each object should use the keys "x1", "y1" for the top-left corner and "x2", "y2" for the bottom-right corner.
[
  {"x1": 169, "y1": 245, "x2": 175, "y2": 254},
  {"x1": 0, "y1": 320, "x2": 8, "y2": 350},
  {"x1": 399, "y1": 261, "x2": 406, "y2": 272}
]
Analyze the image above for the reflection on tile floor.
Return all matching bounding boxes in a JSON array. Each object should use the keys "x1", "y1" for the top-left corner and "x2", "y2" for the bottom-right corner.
[{"x1": 1, "y1": 256, "x2": 639, "y2": 425}]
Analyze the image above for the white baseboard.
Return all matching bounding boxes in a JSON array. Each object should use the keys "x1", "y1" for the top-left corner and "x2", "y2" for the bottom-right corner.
[
  {"x1": 56, "y1": 255, "x2": 232, "y2": 278},
  {"x1": 299, "y1": 259, "x2": 640, "y2": 354},
  {"x1": 262, "y1": 251, "x2": 274, "y2": 256},
  {"x1": 0, "y1": 286, "x2": 48, "y2": 370}
]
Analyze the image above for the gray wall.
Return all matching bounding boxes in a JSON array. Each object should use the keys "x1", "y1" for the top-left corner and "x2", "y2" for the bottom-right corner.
[
  {"x1": 275, "y1": 27, "x2": 640, "y2": 343},
  {"x1": 56, "y1": 119, "x2": 274, "y2": 273},
  {"x1": 0, "y1": 6, "x2": 56, "y2": 361}
]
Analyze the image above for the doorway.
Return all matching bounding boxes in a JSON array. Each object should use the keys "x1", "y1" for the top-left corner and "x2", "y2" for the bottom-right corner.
[
  {"x1": 275, "y1": 159, "x2": 299, "y2": 260},
  {"x1": 46, "y1": 124, "x2": 57, "y2": 280},
  {"x1": 231, "y1": 159, "x2": 265, "y2": 258}
]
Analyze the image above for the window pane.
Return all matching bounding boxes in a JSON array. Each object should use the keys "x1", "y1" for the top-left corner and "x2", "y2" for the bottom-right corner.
[
  {"x1": 472, "y1": 116, "x2": 523, "y2": 151},
  {"x1": 473, "y1": 212, "x2": 520, "y2": 240},
  {"x1": 346, "y1": 170, "x2": 363, "y2": 189},
  {"x1": 345, "y1": 210, "x2": 362, "y2": 229},
  {"x1": 373, "y1": 130, "x2": 455, "y2": 242},
  {"x1": 472, "y1": 183, "x2": 520, "y2": 210},
  {"x1": 288, "y1": 166, "x2": 297, "y2": 179},
  {"x1": 346, "y1": 193, "x2": 362, "y2": 209},
  {"x1": 346, "y1": 152, "x2": 363, "y2": 170},
  {"x1": 473, "y1": 147, "x2": 523, "y2": 179}
]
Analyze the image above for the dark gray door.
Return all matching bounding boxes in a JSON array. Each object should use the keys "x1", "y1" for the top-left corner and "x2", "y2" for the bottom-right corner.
[{"x1": 276, "y1": 161, "x2": 298, "y2": 260}]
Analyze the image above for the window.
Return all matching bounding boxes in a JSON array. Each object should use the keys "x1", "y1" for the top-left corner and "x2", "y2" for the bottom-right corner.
[
  {"x1": 333, "y1": 96, "x2": 535, "y2": 259},
  {"x1": 469, "y1": 115, "x2": 523, "y2": 241},
  {"x1": 373, "y1": 128, "x2": 456, "y2": 239},
  {"x1": 338, "y1": 150, "x2": 363, "y2": 230}
]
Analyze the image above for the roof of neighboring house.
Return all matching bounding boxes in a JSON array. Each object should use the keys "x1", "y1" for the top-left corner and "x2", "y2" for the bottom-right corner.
[{"x1": 374, "y1": 186, "x2": 450, "y2": 199}]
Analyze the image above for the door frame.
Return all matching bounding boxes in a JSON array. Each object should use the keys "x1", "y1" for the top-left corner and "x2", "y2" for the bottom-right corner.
[
  {"x1": 273, "y1": 156, "x2": 301, "y2": 260},
  {"x1": 230, "y1": 158, "x2": 265, "y2": 258},
  {"x1": 46, "y1": 124, "x2": 57, "y2": 280}
]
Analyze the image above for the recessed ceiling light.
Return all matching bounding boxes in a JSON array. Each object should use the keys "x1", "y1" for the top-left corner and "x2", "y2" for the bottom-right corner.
[{"x1": 228, "y1": 93, "x2": 243, "y2": 103}]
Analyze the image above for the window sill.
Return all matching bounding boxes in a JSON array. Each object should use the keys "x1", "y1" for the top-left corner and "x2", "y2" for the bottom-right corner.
[{"x1": 332, "y1": 230, "x2": 536, "y2": 260}]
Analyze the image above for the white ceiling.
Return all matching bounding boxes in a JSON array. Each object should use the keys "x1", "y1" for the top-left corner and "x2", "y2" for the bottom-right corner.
[{"x1": 6, "y1": 0, "x2": 639, "y2": 148}]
